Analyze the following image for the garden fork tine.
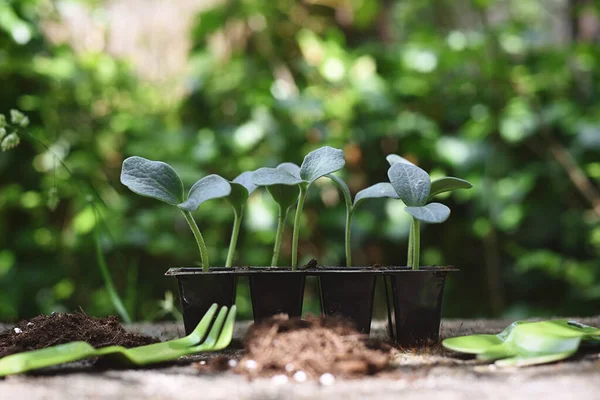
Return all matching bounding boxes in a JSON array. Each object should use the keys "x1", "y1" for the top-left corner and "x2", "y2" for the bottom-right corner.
[
  {"x1": 0, "y1": 304, "x2": 235, "y2": 376},
  {"x1": 97, "y1": 305, "x2": 235, "y2": 365}
]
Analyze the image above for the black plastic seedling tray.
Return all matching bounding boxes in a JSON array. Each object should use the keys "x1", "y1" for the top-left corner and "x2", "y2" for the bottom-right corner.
[{"x1": 166, "y1": 266, "x2": 457, "y2": 343}]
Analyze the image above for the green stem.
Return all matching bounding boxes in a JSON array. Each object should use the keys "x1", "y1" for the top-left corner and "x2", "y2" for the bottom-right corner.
[
  {"x1": 225, "y1": 207, "x2": 243, "y2": 268},
  {"x1": 411, "y1": 218, "x2": 421, "y2": 270},
  {"x1": 345, "y1": 210, "x2": 352, "y2": 267},
  {"x1": 271, "y1": 206, "x2": 287, "y2": 267},
  {"x1": 291, "y1": 185, "x2": 307, "y2": 270},
  {"x1": 407, "y1": 219, "x2": 414, "y2": 268},
  {"x1": 182, "y1": 210, "x2": 210, "y2": 271},
  {"x1": 93, "y1": 211, "x2": 131, "y2": 323}
]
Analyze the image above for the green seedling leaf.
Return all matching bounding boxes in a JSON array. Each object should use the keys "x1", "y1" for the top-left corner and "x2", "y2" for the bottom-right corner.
[
  {"x1": 428, "y1": 177, "x2": 473, "y2": 200},
  {"x1": 327, "y1": 174, "x2": 352, "y2": 209},
  {"x1": 300, "y1": 146, "x2": 346, "y2": 184},
  {"x1": 387, "y1": 163, "x2": 431, "y2": 206},
  {"x1": 386, "y1": 154, "x2": 414, "y2": 166},
  {"x1": 405, "y1": 202, "x2": 450, "y2": 223},
  {"x1": 277, "y1": 162, "x2": 301, "y2": 179},
  {"x1": 267, "y1": 185, "x2": 300, "y2": 210},
  {"x1": 178, "y1": 174, "x2": 231, "y2": 212},
  {"x1": 121, "y1": 156, "x2": 184, "y2": 205},
  {"x1": 227, "y1": 171, "x2": 257, "y2": 212},
  {"x1": 252, "y1": 166, "x2": 304, "y2": 186},
  {"x1": 353, "y1": 182, "x2": 399, "y2": 209}
]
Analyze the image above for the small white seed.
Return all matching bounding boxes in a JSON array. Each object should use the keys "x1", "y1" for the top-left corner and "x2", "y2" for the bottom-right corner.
[
  {"x1": 13, "y1": 328, "x2": 22, "y2": 334},
  {"x1": 245, "y1": 359, "x2": 257, "y2": 370},
  {"x1": 228, "y1": 359, "x2": 238, "y2": 368},
  {"x1": 285, "y1": 363, "x2": 294, "y2": 372}
]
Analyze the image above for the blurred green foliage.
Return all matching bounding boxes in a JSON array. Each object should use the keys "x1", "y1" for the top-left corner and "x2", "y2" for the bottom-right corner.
[{"x1": 1, "y1": 0, "x2": 599, "y2": 322}]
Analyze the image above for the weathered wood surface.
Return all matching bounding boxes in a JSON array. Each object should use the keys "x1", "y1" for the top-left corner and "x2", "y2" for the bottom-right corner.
[{"x1": 1, "y1": 317, "x2": 599, "y2": 399}]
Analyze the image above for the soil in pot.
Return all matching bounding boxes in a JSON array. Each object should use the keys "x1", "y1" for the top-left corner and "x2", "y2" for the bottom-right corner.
[
  {"x1": 0, "y1": 312, "x2": 158, "y2": 358},
  {"x1": 202, "y1": 314, "x2": 392, "y2": 380}
]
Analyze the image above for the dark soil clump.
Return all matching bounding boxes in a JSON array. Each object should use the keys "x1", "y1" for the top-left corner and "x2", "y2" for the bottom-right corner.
[
  {"x1": 0, "y1": 312, "x2": 158, "y2": 358},
  {"x1": 232, "y1": 314, "x2": 391, "y2": 379}
]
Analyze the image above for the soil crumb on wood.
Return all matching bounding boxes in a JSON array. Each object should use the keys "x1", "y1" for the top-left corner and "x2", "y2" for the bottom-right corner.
[
  {"x1": 0, "y1": 313, "x2": 158, "y2": 358},
  {"x1": 231, "y1": 314, "x2": 391, "y2": 380}
]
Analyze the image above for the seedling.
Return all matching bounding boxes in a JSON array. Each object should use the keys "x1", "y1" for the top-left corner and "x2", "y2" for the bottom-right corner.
[
  {"x1": 386, "y1": 155, "x2": 472, "y2": 269},
  {"x1": 223, "y1": 171, "x2": 257, "y2": 267},
  {"x1": 327, "y1": 175, "x2": 399, "y2": 266},
  {"x1": 252, "y1": 146, "x2": 345, "y2": 269},
  {"x1": 121, "y1": 156, "x2": 231, "y2": 271}
]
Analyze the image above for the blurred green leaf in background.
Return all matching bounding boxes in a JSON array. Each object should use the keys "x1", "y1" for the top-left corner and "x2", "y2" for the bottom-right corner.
[{"x1": 1, "y1": 0, "x2": 600, "y2": 321}]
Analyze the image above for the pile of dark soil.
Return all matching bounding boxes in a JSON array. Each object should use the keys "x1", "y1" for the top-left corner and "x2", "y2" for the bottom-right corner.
[
  {"x1": 0, "y1": 312, "x2": 158, "y2": 358},
  {"x1": 231, "y1": 314, "x2": 392, "y2": 379}
]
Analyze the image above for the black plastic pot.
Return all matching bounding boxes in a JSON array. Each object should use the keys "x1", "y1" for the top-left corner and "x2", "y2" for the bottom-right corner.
[
  {"x1": 318, "y1": 269, "x2": 376, "y2": 334},
  {"x1": 384, "y1": 267, "x2": 457, "y2": 346},
  {"x1": 165, "y1": 268, "x2": 237, "y2": 334},
  {"x1": 248, "y1": 269, "x2": 306, "y2": 321}
]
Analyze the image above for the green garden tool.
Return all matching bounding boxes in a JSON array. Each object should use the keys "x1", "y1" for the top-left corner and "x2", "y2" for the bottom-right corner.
[
  {"x1": 442, "y1": 319, "x2": 600, "y2": 367},
  {"x1": 0, "y1": 303, "x2": 236, "y2": 377}
]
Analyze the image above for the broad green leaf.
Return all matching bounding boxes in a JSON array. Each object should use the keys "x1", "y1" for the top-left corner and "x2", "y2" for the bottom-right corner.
[
  {"x1": 277, "y1": 162, "x2": 301, "y2": 179},
  {"x1": 326, "y1": 174, "x2": 352, "y2": 209},
  {"x1": 252, "y1": 167, "x2": 304, "y2": 186},
  {"x1": 387, "y1": 163, "x2": 431, "y2": 206},
  {"x1": 227, "y1": 171, "x2": 257, "y2": 213},
  {"x1": 267, "y1": 184, "x2": 299, "y2": 211},
  {"x1": 227, "y1": 183, "x2": 250, "y2": 213},
  {"x1": 353, "y1": 182, "x2": 399, "y2": 209},
  {"x1": 386, "y1": 154, "x2": 414, "y2": 166},
  {"x1": 232, "y1": 171, "x2": 257, "y2": 195},
  {"x1": 178, "y1": 174, "x2": 231, "y2": 211},
  {"x1": 405, "y1": 202, "x2": 450, "y2": 223},
  {"x1": 120, "y1": 156, "x2": 184, "y2": 205},
  {"x1": 299, "y1": 146, "x2": 345, "y2": 184},
  {"x1": 428, "y1": 177, "x2": 472, "y2": 200}
]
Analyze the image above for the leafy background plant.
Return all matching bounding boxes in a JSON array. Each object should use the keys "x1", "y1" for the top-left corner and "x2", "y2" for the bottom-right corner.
[{"x1": 1, "y1": 0, "x2": 600, "y2": 321}]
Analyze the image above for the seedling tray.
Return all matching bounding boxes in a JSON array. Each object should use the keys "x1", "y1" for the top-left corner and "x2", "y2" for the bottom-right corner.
[{"x1": 167, "y1": 266, "x2": 457, "y2": 342}]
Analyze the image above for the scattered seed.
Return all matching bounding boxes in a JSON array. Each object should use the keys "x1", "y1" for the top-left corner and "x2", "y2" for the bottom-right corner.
[
  {"x1": 293, "y1": 371, "x2": 307, "y2": 382},
  {"x1": 199, "y1": 361, "x2": 206, "y2": 365},
  {"x1": 319, "y1": 373, "x2": 335, "y2": 386},
  {"x1": 26, "y1": 322, "x2": 34, "y2": 327},
  {"x1": 245, "y1": 359, "x2": 257, "y2": 370},
  {"x1": 271, "y1": 374, "x2": 288, "y2": 385},
  {"x1": 13, "y1": 328, "x2": 22, "y2": 334},
  {"x1": 228, "y1": 359, "x2": 238, "y2": 368},
  {"x1": 285, "y1": 363, "x2": 295, "y2": 372}
]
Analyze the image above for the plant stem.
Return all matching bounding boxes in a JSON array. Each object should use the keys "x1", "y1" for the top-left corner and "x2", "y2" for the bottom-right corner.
[
  {"x1": 182, "y1": 210, "x2": 210, "y2": 271},
  {"x1": 225, "y1": 207, "x2": 243, "y2": 268},
  {"x1": 271, "y1": 206, "x2": 287, "y2": 267},
  {"x1": 93, "y1": 212, "x2": 131, "y2": 323},
  {"x1": 411, "y1": 218, "x2": 420, "y2": 270},
  {"x1": 407, "y1": 219, "x2": 414, "y2": 268},
  {"x1": 345, "y1": 210, "x2": 352, "y2": 267},
  {"x1": 291, "y1": 185, "x2": 307, "y2": 270}
]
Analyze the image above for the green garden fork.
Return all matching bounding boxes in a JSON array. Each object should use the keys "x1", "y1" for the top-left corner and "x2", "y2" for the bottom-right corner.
[{"x1": 0, "y1": 303, "x2": 236, "y2": 377}]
